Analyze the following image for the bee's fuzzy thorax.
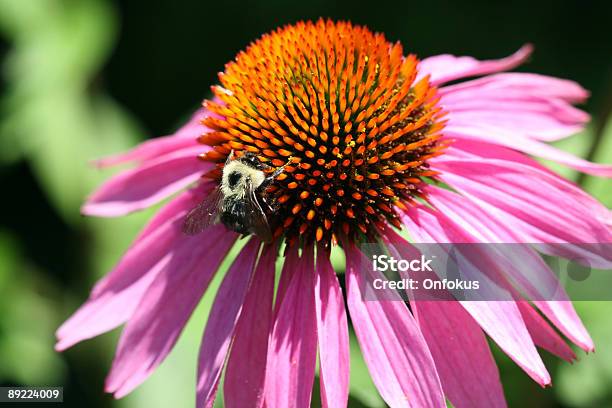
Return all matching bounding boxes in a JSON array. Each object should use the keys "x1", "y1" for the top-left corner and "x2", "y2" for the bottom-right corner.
[{"x1": 221, "y1": 160, "x2": 266, "y2": 199}]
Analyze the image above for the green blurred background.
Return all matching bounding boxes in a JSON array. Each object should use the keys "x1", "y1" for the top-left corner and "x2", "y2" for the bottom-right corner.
[{"x1": 0, "y1": 0, "x2": 611, "y2": 406}]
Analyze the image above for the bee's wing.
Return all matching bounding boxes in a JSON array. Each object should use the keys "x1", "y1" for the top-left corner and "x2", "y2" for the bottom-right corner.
[
  {"x1": 182, "y1": 187, "x2": 224, "y2": 235},
  {"x1": 245, "y1": 180, "x2": 273, "y2": 243}
]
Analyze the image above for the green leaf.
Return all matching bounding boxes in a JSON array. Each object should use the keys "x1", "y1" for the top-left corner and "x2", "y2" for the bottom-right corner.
[
  {"x1": 0, "y1": 0, "x2": 141, "y2": 222},
  {"x1": 556, "y1": 302, "x2": 612, "y2": 407},
  {"x1": 0, "y1": 230, "x2": 65, "y2": 385}
]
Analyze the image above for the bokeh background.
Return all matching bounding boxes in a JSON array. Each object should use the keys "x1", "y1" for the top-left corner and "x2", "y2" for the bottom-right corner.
[{"x1": 1, "y1": 0, "x2": 611, "y2": 406}]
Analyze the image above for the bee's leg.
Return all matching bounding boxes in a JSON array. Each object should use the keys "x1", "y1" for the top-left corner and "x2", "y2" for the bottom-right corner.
[
  {"x1": 260, "y1": 195, "x2": 276, "y2": 212},
  {"x1": 259, "y1": 163, "x2": 289, "y2": 190}
]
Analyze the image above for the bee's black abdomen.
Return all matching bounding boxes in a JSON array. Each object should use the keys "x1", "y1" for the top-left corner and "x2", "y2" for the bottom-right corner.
[{"x1": 220, "y1": 201, "x2": 250, "y2": 235}]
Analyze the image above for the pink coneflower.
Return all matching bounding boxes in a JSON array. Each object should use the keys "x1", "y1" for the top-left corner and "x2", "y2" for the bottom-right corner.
[{"x1": 57, "y1": 20, "x2": 612, "y2": 407}]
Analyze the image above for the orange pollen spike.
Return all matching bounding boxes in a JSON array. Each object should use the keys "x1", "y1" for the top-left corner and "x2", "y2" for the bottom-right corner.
[
  {"x1": 316, "y1": 227, "x2": 324, "y2": 241},
  {"x1": 195, "y1": 19, "x2": 445, "y2": 245}
]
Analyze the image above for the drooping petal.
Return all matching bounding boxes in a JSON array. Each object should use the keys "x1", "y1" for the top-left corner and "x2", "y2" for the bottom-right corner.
[
  {"x1": 440, "y1": 139, "x2": 552, "y2": 168},
  {"x1": 91, "y1": 186, "x2": 208, "y2": 298},
  {"x1": 274, "y1": 244, "x2": 300, "y2": 317},
  {"x1": 465, "y1": 300, "x2": 550, "y2": 377},
  {"x1": 132, "y1": 184, "x2": 212, "y2": 244},
  {"x1": 456, "y1": 301, "x2": 550, "y2": 385},
  {"x1": 82, "y1": 146, "x2": 210, "y2": 217},
  {"x1": 104, "y1": 226, "x2": 236, "y2": 398},
  {"x1": 96, "y1": 137, "x2": 200, "y2": 168},
  {"x1": 265, "y1": 245, "x2": 318, "y2": 408},
  {"x1": 412, "y1": 301, "x2": 506, "y2": 408},
  {"x1": 432, "y1": 157, "x2": 612, "y2": 266},
  {"x1": 441, "y1": 73, "x2": 589, "y2": 142},
  {"x1": 96, "y1": 108, "x2": 208, "y2": 167},
  {"x1": 424, "y1": 185, "x2": 594, "y2": 351},
  {"x1": 401, "y1": 207, "x2": 551, "y2": 386},
  {"x1": 447, "y1": 108, "x2": 585, "y2": 143},
  {"x1": 417, "y1": 45, "x2": 532, "y2": 85},
  {"x1": 315, "y1": 245, "x2": 350, "y2": 408},
  {"x1": 173, "y1": 108, "x2": 214, "y2": 138},
  {"x1": 533, "y1": 302, "x2": 593, "y2": 352},
  {"x1": 223, "y1": 244, "x2": 277, "y2": 408},
  {"x1": 440, "y1": 72, "x2": 589, "y2": 103},
  {"x1": 439, "y1": 140, "x2": 612, "y2": 229},
  {"x1": 383, "y1": 228, "x2": 506, "y2": 408},
  {"x1": 443, "y1": 124, "x2": 612, "y2": 177},
  {"x1": 55, "y1": 188, "x2": 206, "y2": 351},
  {"x1": 56, "y1": 250, "x2": 168, "y2": 352},
  {"x1": 345, "y1": 243, "x2": 446, "y2": 408},
  {"x1": 196, "y1": 239, "x2": 260, "y2": 408},
  {"x1": 518, "y1": 302, "x2": 577, "y2": 362}
]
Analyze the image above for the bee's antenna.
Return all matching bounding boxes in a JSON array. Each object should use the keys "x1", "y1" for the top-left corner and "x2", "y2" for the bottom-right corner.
[{"x1": 274, "y1": 156, "x2": 293, "y2": 176}]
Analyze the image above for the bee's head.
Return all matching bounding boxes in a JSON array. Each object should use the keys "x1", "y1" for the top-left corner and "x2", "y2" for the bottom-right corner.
[
  {"x1": 221, "y1": 155, "x2": 268, "y2": 197},
  {"x1": 236, "y1": 151, "x2": 266, "y2": 170}
]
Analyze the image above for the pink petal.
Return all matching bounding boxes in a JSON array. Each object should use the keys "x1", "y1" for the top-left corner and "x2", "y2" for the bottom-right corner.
[
  {"x1": 518, "y1": 302, "x2": 576, "y2": 362},
  {"x1": 440, "y1": 73, "x2": 589, "y2": 103},
  {"x1": 413, "y1": 301, "x2": 506, "y2": 408},
  {"x1": 223, "y1": 244, "x2": 277, "y2": 408},
  {"x1": 424, "y1": 186, "x2": 594, "y2": 351},
  {"x1": 104, "y1": 226, "x2": 236, "y2": 397},
  {"x1": 438, "y1": 72, "x2": 599, "y2": 168},
  {"x1": 82, "y1": 146, "x2": 210, "y2": 217},
  {"x1": 459, "y1": 300, "x2": 550, "y2": 386},
  {"x1": 173, "y1": 108, "x2": 211, "y2": 138},
  {"x1": 533, "y1": 302, "x2": 593, "y2": 352},
  {"x1": 418, "y1": 45, "x2": 532, "y2": 85},
  {"x1": 315, "y1": 246, "x2": 350, "y2": 408},
  {"x1": 95, "y1": 108, "x2": 209, "y2": 167},
  {"x1": 274, "y1": 244, "x2": 300, "y2": 317},
  {"x1": 96, "y1": 136, "x2": 201, "y2": 168},
  {"x1": 448, "y1": 112, "x2": 584, "y2": 143},
  {"x1": 55, "y1": 189, "x2": 206, "y2": 351},
  {"x1": 443, "y1": 123, "x2": 612, "y2": 177},
  {"x1": 196, "y1": 239, "x2": 260, "y2": 408},
  {"x1": 345, "y1": 243, "x2": 446, "y2": 408},
  {"x1": 441, "y1": 139, "x2": 553, "y2": 169},
  {"x1": 383, "y1": 228, "x2": 506, "y2": 408},
  {"x1": 444, "y1": 97, "x2": 587, "y2": 142},
  {"x1": 439, "y1": 139, "x2": 612, "y2": 228},
  {"x1": 56, "y1": 251, "x2": 168, "y2": 352},
  {"x1": 401, "y1": 207, "x2": 551, "y2": 386},
  {"x1": 265, "y1": 245, "x2": 317, "y2": 408},
  {"x1": 432, "y1": 157, "x2": 612, "y2": 267},
  {"x1": 132, "y1": 184, "x2": 212, "y2": 244}
]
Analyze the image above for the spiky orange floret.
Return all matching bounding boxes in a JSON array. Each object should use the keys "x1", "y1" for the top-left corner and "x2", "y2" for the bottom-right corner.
[{"x1": 199, "y1": 19, "x2": 446, "y2": 246}]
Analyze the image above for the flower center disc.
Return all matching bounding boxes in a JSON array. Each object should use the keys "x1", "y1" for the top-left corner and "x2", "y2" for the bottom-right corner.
[{"x1": 199, "y1": 20, "x2": 446, "y2": 246}]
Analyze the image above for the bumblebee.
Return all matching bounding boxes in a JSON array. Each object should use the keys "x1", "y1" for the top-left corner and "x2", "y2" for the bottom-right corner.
[{"x1": 183, "y1": 151, "x2": 287, "y2": 242}]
